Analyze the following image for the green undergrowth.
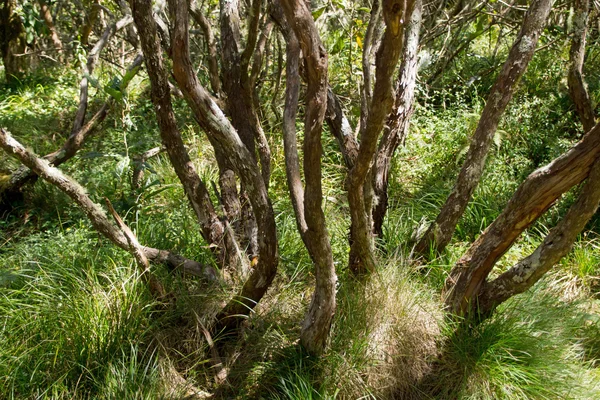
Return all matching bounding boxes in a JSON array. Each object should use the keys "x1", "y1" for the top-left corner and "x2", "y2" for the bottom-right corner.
[{"x1": 1, "y1": 33, "x2": 600, "y2": 398}]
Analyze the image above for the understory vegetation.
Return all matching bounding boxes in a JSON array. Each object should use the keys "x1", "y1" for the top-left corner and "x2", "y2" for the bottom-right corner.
[{"x1": 1, "y1": 0, "x2": 600, "y2": 399}]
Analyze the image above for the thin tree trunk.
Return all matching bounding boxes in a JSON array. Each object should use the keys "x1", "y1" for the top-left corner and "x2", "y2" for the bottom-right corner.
[
  {"x1": 72, "y1": 15, "x2": 133, "y2": 136},
  {"x1": 415, "y1": 0, "x2": 553, "y2": 257},
  {"x1": 166, "y1": 0, "x2": 278, "y2": 330},
  {"x1": 0, "y1": 128, "x2": 217, "y2": 281},
  {"x1": 280, "y1": 0, "x2": 337, "y2": 356},
  {"x1": 39, "y1": 0, "x2": 63, "y2": 53},
  {"x1": 189, "y1": 0, "x2": 221, "y2": 97},
  {"x1": 568, "y1": 0, "x2": 596, "y2": 133},
  {"x1": 130, "y1": 0, "x2": 244, "y2": 275},
  {"x1": 348, "y1": 0, "x2": 411, "y2": 275},
  {"x1": 444, "y1": 121, "x2": 600, "y2": 316},
  {"x1": 372, "y1": 0, "x2": 422, "y2": 237}
]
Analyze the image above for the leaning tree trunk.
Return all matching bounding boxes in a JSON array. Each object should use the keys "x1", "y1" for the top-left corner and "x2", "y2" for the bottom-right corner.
[
  {"x1": 0, "y1": 0, "x2": 28, "y2": 84},
  {"x1": 568, "y1": 0, "x2": 596, "y2": 133},
  {"x1": 0, "y1": 128, "x2": 216, "y2": 281},
  {"x1": 444, "y1": 121, "x2": 600, "y2": 316},
  {"x1": 280, "y1": 0, "x2": 337, "y2": 356},
  {"x1": 165, "y1": 0, "x2": 278, "y2": 331},
  {"x1": 372, "y1": 0, "x2": 422, "y2": 237},
  {"x1": 347, "y1": 0, "x2": 411, "y2": 275},
  {"x1": 415, "y1": 0, "x2": 553, "y2": 257},
  {"x1": 131, "y1": 0, "x2": 244, "y2": 275},
  {"x1": 476, "y1": 155, "x2": 600, "y2": 316}
]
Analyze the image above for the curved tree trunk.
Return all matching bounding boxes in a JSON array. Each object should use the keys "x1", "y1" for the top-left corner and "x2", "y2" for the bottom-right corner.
[
  {"x1": 476, "y1": 156, "x2": 600, "y2": 316},
  {"x1": 372, "y1": 0, "x2": 422, "y2": 237},
  {"x1": 568, "y1": 0, "x2": 596, "y2": 133},
  {"x1": 0, "y1": 128, "x2": 217, "y2": 281},
  {"x1": 165, "y1": 0, "x2": 278, "y2": 331},
  {"x1": 280, "y1": 0, "x2": 337, "y2": 356},
  {"x1": 444, "y1": 121, "x2": 600, "y2": 316},
  {"x1": 131, "y1": 0, "x2": 244, "y2": 275},
  {"x1": 415, "y1": 0, "x2": 553, "y2": 257},
  {"x1": 38, "y1": 0, "x2": 63, "y2": 54},
  {"x1": 348, "y1": 0, "x2": 412, "y2": 275}
]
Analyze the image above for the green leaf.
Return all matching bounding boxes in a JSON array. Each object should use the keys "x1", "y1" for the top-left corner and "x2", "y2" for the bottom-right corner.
[{"x1": 312, "y1": 6, "x2": 326, "y2": 20}]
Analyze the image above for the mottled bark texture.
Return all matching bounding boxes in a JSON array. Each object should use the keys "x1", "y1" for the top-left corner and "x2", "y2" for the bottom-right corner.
[
  {"x1": 348, "y1": 0, "x2": 411, "y2": 275},
  {"x1": 415, "y1": 0, "x2": 553, "y2": 257},
  {"x1": 189, "y1": 0, "x2": 221, "y2": 97},
  {"x1": 131, "y1": 0, "x2": 244, "y2": 275},
  {"x1": 0, "y1": 128, "x2": 216, "y2": 281},
  {"x1": 281, "y1": 0, "x2": 337, "y2": 356},
  {"x1": 568, "y1": 0, "x2": 596, "y2": 132},
  {"x1": 444, "y1": 121, "x2": 600, "y2": 316},
  {"x1": 372, "y1": 0, "x2": 422, "y2": 237},
  {"x1": 476, "y1": 156, "x2": 600, "y2": 315},
  {"x1": 166, "y1": 0, "x2": 278, "y2": 330},
  {"x1": 0, "y1": 0, "x2": 28, "y2": 84}
]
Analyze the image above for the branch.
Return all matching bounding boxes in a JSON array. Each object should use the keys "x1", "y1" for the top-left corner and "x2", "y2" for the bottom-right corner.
[{"x1": 0, "y1": 128, "x2": 217, "y2": 281}]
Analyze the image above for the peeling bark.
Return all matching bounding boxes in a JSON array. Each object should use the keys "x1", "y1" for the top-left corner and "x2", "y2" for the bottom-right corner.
[
  {"x1": 444, "y1": 121, "x2": 600, "y2": 315},
  {"x1": 281, "y1": 0, "x2": 337, "y2": 356},
  {"x1": 372, "y1": 0, "x2": 422, "y2": 237},
  {"x1": 415, "y1": 0, "x2": 553, "y2": 257},
  {"x1": 348, "y1": 0, "x2": 411, "y2": 275},
  {"x1": 568, "y1": 0, "x2": 596, "y2": 133},
  {"x1": 0, "y1": 128, "x2": 217, "y2": 281}
]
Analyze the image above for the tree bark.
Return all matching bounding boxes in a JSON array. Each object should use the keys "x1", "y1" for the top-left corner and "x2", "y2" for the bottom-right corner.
[
  {"x1": 372, "y1": 0, "x2": 422, "y2": 237},
  {"x1": 38, "y1": 0, "x2": 63, "y2": 54},
  {"x1": 415, "y1": 0, "x2": 553, "y2": 257},
  {"x1": 568, "y1": 0, "x2": 596, "y2": 133},
  {"x1": 130, "y1": 0, "x2": 244, "y2": 275},
  {"x1": 0, "y1": 128, "x2": 217, "y2": 281},
  {"x1": 444, "y1": 121, "x2": 600, "y2": 316},
  {"x1": 280, "y1": 0, "x2": 337, "y2": 356},
  {"x1": 189, "y1": 0, "x2": 221, "y2": 98},
  {"x1": 165, "y1": 0, "x2": 278, "y2": 330},
  {"x1": 476, "y1": 156, "x2": 600, "y2": 315},
  {"x1": 0, "y1": 0, "x2": 28, "y2": 84},
  {"x1": 348, "y1": 0, "x2": 411, "y2": 275},
  {"x1": 81, "y1": 0, "x2": 100, "y2": 46}
]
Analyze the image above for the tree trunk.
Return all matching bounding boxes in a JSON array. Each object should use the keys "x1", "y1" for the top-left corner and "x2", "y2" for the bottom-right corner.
[
  {"x1": 38, "y1": 0, "x2": 63, "y2": 54},
  {"x1": 476, "y1": 156, "x2": 600, "y2": 315},
  {"x1": 280, "y1": 0, "x2": 337, "y2": 356},
  {"x1": 165, "y1": 0, "x2": 278, "y2": 330},
  {"x1": 81, "y1": 0, "x2": 100, "y2": 46},
  {"x1": 444, "y1": 121, "x2": 600, "y2": 316},
  {"x1": 415, "y1": 0, "x2": 553, "y2": 257},
  {"x1": 348, "y1": 0, "x2": 411, "y2": 275},
  {"x1": 568, "y1": 0, "x2": 596, "y2": 133},
  {"x1": 372, "y1": 0, "x2": 422, "y2": 237},
  {"x1": 0, "y1": 128, "x2": 217, "y2": 281},
  {"x1": 0, "y1": 0, "x2": 28, "y2": 84},
  {"x1": 130, "y1": 0, "x2": 244, "y2": 274}
]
